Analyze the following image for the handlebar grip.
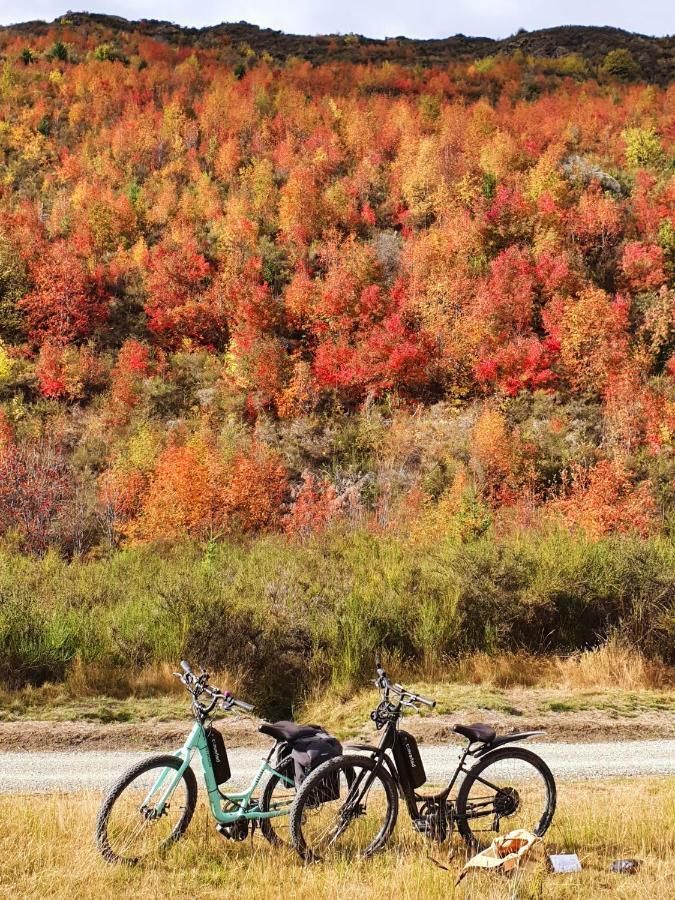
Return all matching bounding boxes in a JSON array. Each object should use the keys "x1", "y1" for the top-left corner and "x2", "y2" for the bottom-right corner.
[
  {"x1": 417, "y1": 696, "x2": 436, "y2": 708},
  {"x1": 234, "y1": 699, "x2": 255, "y2": 713},
  {"x1": 180, "y1": 660, "x2": 193, "y2": 675}
]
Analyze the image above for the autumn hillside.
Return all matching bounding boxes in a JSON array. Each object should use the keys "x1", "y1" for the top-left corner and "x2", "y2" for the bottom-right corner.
[
  {"x1": 0, "y1": 16, "x2": 673, "y2": 697},
  {"x1": 3, "y1": 15, "x2": 675, "y2": 83}
]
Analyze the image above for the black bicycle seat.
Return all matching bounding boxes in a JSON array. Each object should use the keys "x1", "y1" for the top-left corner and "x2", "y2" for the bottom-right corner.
[
  {"x1": 453, "y1": 723, "x2": 496, "y2": 744},
  {"x1": 258, "y1": 720, "x2": 323, "y2": 744}
]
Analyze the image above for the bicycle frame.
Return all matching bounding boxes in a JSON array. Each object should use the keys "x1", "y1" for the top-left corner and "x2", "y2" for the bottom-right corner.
[
  {"x1": 143, "y1": 721, "x2": 295, "y2": 825},
  {"x1": 350, "y1": 719, "x2": 477, "y2": 823}
]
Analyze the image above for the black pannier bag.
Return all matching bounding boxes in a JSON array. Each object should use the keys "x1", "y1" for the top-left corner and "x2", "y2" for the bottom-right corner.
[
  {"x1": 292, "y1": 730, "x2": 343, "y2": 803},
  {"x1": 393, "y1": 730, "x2": 426, "y2": 789},
  {"x1": 206, "y1": 726, "x2": 231, "y2": 786}
]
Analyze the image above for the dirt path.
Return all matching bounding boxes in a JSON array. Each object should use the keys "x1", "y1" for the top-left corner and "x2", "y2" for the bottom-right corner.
[
  {"x1": 1, "y1": 740, "x2": 674, "y2": 793},
  {"x1": 1, "y1": 706, "x2": 673, "y2": 752},
  {"x1": 0, "y1": 718, "x2": 263, "y2": 752}
]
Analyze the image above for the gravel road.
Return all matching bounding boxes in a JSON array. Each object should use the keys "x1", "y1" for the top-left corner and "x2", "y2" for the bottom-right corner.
[{"x1": 1, "y1": 740, "x2": 673, "y2": 793}]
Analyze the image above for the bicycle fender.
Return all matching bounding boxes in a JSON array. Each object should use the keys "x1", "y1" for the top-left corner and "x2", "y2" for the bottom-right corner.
[
  {"x1": 346, "y1": 744, "x2": 399, "y2": 786},
  {"x1": 472, "y1": 731, "x2": 545, "y2": 758}
]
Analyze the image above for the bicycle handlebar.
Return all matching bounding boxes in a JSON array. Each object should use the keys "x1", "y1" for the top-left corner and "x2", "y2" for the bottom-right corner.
[
  {"x1": 394, "y1": 683, "x2": 435, "y2": 708},
  {"x1": 176, "y1": 660, "x2": 255, "y2": 716},
  {"x1": 373, "y1": 661, "x2": 436, "y2": 709}
]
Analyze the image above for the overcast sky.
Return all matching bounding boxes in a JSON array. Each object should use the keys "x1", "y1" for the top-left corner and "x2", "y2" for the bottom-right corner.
[{"x1": 0, "y1": 2, "x2": 673, "y2": 39}]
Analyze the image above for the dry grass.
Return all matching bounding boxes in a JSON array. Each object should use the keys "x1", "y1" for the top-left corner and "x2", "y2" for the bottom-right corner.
[
  {"x1": 0, "y1": 663, "x2": 246, "y2": 723},
  {"x1": 450, "y1": 640, "x2": 674, "y2": 691},
  {"x1": 63, "y1": 659, "x2": 249, "y2": 700},
  {"x1": 1, "y1": 645, "x2": 672, "y2": 741},
  {"x1": 0, "y1": 778, "x2": 673, "y2": 899}
]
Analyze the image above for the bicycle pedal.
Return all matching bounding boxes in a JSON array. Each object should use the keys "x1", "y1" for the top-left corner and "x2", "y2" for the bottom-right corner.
[
  {"x1": 412, "y1": 818, "x2": 428, "y2": 834},
  {"x1": 216, "y1": 821, "x2": 248, "y2": 841}
]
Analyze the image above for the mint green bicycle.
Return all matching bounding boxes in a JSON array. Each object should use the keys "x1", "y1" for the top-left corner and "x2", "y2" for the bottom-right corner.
[{"x1": 95, "y1": 661, "x2": 305, "y2": 864}]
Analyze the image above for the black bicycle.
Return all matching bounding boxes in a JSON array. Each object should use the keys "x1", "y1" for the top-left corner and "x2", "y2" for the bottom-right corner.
[{"x1": 289, "y1": 661, "x2": 556, "y2": 861}]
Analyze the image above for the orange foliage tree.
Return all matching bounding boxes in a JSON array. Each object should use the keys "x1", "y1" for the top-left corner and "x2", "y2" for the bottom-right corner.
[
  {"x1": 0, "y1": 23, "x2": 671, "y2": 550},
  {"x1": 554, "y1": 460, "x2": 656, "y2": 537}
]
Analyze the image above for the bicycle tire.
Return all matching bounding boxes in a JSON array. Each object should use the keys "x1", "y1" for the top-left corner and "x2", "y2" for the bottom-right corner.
[
  {"x1": 456, "y1": 746, "x2": 556, "y2": 850},
  {"x1": 95, "y1": 754, "x2": 198, "y2": 864},
  {"x1": 259, "y1": 753, "x2": 296, "y2": 847},
  {"x1": 289, "y1": 753, "x2": 399, "y2": 863}
]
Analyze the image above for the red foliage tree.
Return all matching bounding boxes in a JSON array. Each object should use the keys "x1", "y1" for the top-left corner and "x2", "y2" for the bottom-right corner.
[
  {"x1": 0, "y1": 438, "x2": 74, "y2": 554},
  {"x1": 554, "y1": 460, "x2": 655, "y2": 537},
  {"x1": 284, "y1": 472, "x2": 340, "y2": 537},
  {"x1": 476, "y1": 336, "x2": 559, "y2": 396},
  {"x1": 550, "y1": 288, "x2": 630, "y2": 394},
  {"x1": 20, "y1": 242, "x2": 109, "y2": 347},
  {"x1": 109, "y1": 339, "x2": 153, "y2": 414},
  {"x1": 145, "y1": 238, "x2": 224, "y2": 348},
  {"x1": 35, "y1": 341, "x2": 106, "y2": 400},
  {"x1": 621, "y1": 241, "x2": 667, "y2": 293},
  {"x1": 127, "y1": 444, "x2": 226, "y2": 543},
  {"x1": 222, "y1": 446, "x2": 288, "y2": 534}
]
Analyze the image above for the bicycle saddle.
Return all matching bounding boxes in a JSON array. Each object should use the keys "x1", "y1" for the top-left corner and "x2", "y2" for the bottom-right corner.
[
  {"x1": 453, "y1": 723, "x2": 497, "y2": 744},
  {"x1": 258, "y1": 720, "x2": 323, "y2": 744}
]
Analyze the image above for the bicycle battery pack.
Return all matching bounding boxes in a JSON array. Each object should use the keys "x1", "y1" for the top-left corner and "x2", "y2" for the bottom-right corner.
[
  {"x1": 207, "y1": 726, "x2": 231, "y2": 786},
  {"x1": 393, "y1": 730, "x2": 426, "y2": 789}
]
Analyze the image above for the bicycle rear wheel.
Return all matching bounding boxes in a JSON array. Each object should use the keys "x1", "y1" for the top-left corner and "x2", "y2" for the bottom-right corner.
[
  {"x1": 289, "y1": 754, "x2": 398, "y2": 862},
  {"x1": 95, "y1": 754, "x2": 197, "y2": 864},
  {"x1": 260, "y1": 754, "x2": 296, "y2": 847},
  {"x1": 456, "y1": 746, "x2": 556, "y2": 849}
]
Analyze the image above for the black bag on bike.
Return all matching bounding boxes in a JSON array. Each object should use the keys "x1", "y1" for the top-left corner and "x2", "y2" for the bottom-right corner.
[
  {"x1": 292, "y1": 731, "x2": 342, "y2": 802},
  {"x1": 393, "y1": 730, "x2": 426, "y2": 789},
  {"x1": 206, "y1": 726, "x2": 231, "y2": 786}
]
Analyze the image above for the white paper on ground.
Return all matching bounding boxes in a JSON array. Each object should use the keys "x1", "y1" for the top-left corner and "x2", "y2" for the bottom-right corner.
[{"x1": 549, "y1": 853, "x2": 582, "y2": 873}]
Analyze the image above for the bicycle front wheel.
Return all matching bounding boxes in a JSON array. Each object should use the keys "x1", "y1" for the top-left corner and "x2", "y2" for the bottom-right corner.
[
  {"x1": 95, "y1": 754, "x2": 197, "y2": 864},
  {"x1": 456, "y1": 746, "x2": 556, "y2": 849},
  {"x1": 289, "y1": 754, "x2": 398, "y2": 862}
]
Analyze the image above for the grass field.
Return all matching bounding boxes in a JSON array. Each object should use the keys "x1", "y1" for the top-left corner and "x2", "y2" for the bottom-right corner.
[
  {"x1": 2, "y1": 643, "x2": 672, "y2": 753},
  {"x1": 0, "y1": 778, "x2": 673, "y2": 899},
  {"x1": 3, "y1": 642, "x2": 673, "y2": 726},
  {"x1": 2, "y1": 681, "x2": 673, "y2": 728},
  {"x1": 2, "y1": 533, "x2": 674, "y2": 723}
]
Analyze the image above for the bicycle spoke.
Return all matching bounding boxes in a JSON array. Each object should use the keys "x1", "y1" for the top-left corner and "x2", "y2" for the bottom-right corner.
[
  {"x1": 293, "y1": 757, "x2": 397, "y2": 861},
  {"x1": 457, "y1": 749, "x2": 555, "y2": 849},
  {"x1": 103, "y1": 764, "x2": 191, "y2": 862}
]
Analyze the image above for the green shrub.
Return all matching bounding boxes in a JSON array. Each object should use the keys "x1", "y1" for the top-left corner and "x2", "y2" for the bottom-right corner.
[
  {"x1": 601, "y1": 49, "x2": 640, "y2": 82},
  {"x1": 0, "y1": 233, "x2": 28, "y2": 344},
  {"x1": 47, "y1": 41, "x2": 68, "y2": 63},
  {"x1": 0, "y1": 530, "x2": 672, "y2": 711},
  {"x1": 624, "y1": 126, "x2": 665, "y2": 170}
]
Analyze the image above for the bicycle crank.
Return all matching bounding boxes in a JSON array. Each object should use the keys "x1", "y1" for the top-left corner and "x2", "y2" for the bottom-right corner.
[{"x1": 217, "y1": 820, "x2": 249, "y2": 841}]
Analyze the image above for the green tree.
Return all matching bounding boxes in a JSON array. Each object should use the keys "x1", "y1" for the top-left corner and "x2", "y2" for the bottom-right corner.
[
  {"x1": 48, "y1": 41, "x2": 68, "y2": 62},
  {"x1": 624, "y1": 126, "x2": 665, "y2": 169},
  {"x1": 658, "y1": 219, "x2": 675, "y2": 281},
  {"x1": 93, "y1": 43, "x2": 126, "y2": 63},
  {"x1": 600, "y1": 49, "x2": 640, "y2": 81},
  {"x1": 0, "y1": 235, "x2": 28, "y2": 344}
]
